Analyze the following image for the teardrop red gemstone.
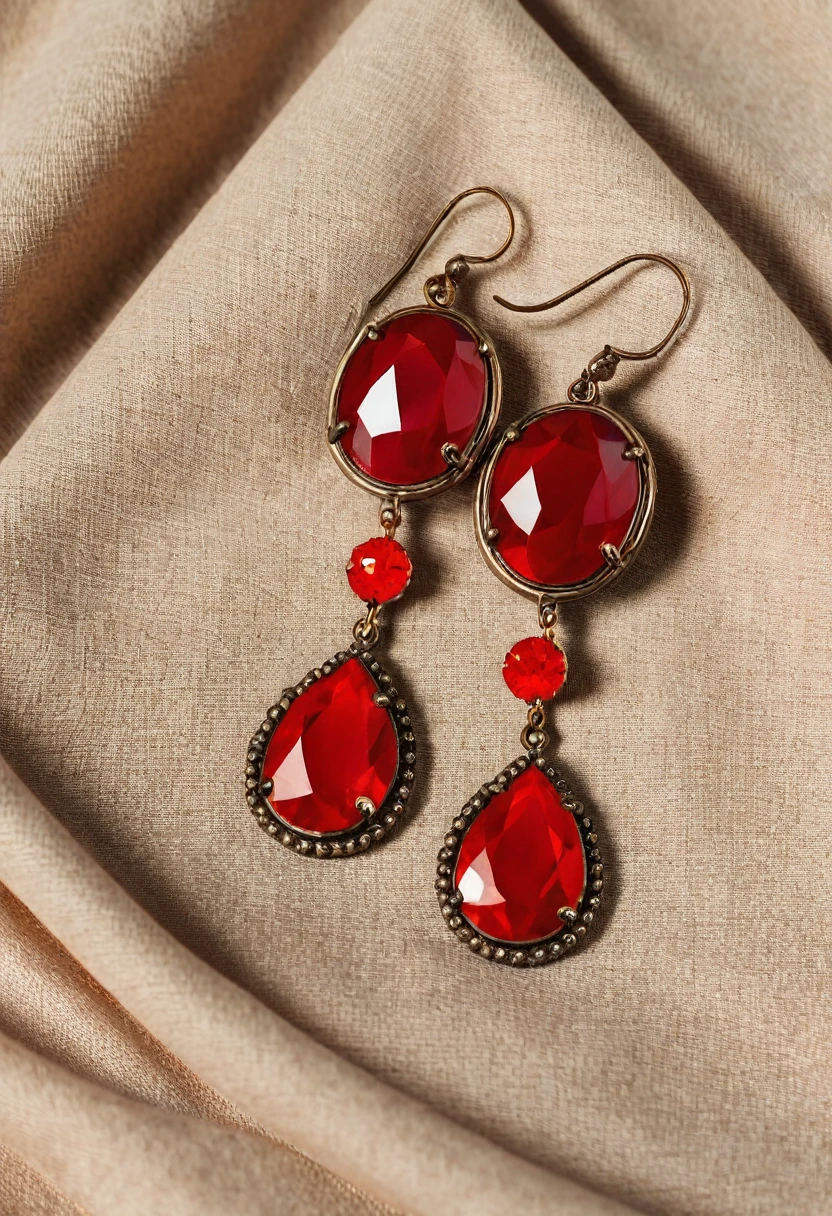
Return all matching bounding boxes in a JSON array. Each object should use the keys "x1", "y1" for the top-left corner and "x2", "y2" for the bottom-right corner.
[
  {"x1": 454, "y1": 765, "x2": 586, "y2": 943},
  {"x1": 489, "y1": 407, "x2": 640, "y2": 588},
  {"x1": 261, "y1": 658, "x2": 398, "y2": 835},
  {"x1": 336, "y1": 310, "x2": 487, "y2": 486}
]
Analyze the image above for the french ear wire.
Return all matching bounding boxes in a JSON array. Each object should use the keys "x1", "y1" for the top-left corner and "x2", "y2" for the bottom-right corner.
[
  {"x1": 363, "y1": 185, "x2": 516, "y2": 319},
  {"x1": 494, "y1": 252, "x2": 690, "y2": 401},
  {"x1": 436, "y1": 252, "x2": 695, "y2": 966},
  {"x1": 246, "y1": 186, "x2": 516, "y2": 860}
]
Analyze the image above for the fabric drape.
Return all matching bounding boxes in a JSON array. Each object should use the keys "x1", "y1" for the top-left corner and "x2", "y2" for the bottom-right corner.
[{"x1": 1, "y1": 1, "x2": 829, "y2": 1212}]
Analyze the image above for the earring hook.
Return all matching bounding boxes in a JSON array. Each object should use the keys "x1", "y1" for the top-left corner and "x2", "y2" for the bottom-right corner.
[
  {"x1": 364, "y1": 187, "x2": 515, "y2": 318},
  {"x1": 493, "y1": 253, "x2": 690, "y2": 362}
]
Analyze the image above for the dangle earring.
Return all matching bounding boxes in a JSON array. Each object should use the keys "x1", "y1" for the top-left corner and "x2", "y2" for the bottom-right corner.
[
  {"x1": 435, "y1": 254, "x2": 691, "y2": 960},
  {"x1": 245, "y1": 188, "x2": 515, "y2": 858}
]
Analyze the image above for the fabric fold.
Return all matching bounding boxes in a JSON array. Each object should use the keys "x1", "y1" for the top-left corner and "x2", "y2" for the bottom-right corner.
[
  {"x1": 0, "y1": 0, "x2": 829, "y2": 1212},
  {"x1": 0, "y1": 759, "x2": 634, "y2": 1214}
]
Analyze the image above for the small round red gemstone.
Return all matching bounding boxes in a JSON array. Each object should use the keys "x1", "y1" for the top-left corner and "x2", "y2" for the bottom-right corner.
[
  {"x1": 489, "y1": 407, "x2": 640, "y2": 588},
  {"x1": 261, "y1": 658, "x2": 398, "y2": 835},
  {"x1": 346, "y1": 536, "x2": 412, "y2": 604},
  {"x1": 336, "y1": 310, "x2": 487, "y2": 487},
  {"x1": 454, "y1": 765, "x2": 586, "y2": 944},
  {"x1": 503, "y1": 636, "x2": 567, "y2": 701}
]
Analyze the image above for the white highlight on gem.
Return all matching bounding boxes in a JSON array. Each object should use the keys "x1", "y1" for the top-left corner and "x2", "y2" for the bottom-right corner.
[
  {"x1": 272, "y1": 737, "x2": 313, "y2": 801},
  {"x1": 458, "y1": 848, "x2": 504, "y2": 906},
  {"x1": 500, "y1": 466, "x2": 541, "y2": 535},
  {"x1": 357, "y1": 365, "x2": 401, "y2": 438}
]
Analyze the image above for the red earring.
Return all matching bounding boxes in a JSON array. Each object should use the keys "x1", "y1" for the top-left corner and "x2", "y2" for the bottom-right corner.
[
  {"x1": 435, "y1": 254, "x2": 691, "y2": 963},
  {"x1": 245, "y1": 188, "x2": 515, "y2": 858}
]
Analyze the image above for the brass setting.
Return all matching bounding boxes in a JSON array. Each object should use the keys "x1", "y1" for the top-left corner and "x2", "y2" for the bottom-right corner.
[
  {"x1": 474, "y1": 400, "x2": 657, "y2": 602},
  {"x1": 327, "y1": 186, "x2": 515, "y2": 502},
  {"x1": 436, "y1": 754, "x2": 601, "y2": 966},
  {"x1": 327, "y1": 421, "x2": 349, "y2": 444},
  {"x1": 328, "y1": 305, "x2": 503, "y2": 501},
  {"x1": 441, "y1": 442, "x2": 462, "y2": 468},
  {"x1": 600, "y1": 542, "x2": 623, "y2": 569},
  {"x1": 245, "y1": 646, "x2": 416, "y2": 857}
]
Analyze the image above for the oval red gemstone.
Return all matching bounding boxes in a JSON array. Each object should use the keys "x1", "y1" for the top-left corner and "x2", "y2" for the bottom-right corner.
[
  {"x1": 503, "y1": 636, "x2": 567, "y2": 701},
  {"x1": 261, "y1": 658, "x2": 398, "y2": 835},
  {"x1": 336, "y1": 310, "x2": 487, "y2": 487},
  {"x1": 489, "y1": 407, "x2": 640, "y2": 588},
  {"x1": 346, "y1": 536, "x2": 412, "y2": 604},
  {"x1": 455, "y1": 765, "x2": 586, "y2": 943}
]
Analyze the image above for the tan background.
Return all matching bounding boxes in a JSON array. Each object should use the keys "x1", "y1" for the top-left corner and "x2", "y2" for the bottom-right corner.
[{"x1": 1, "y1": 1, "x2": 830, "y2": 1213}]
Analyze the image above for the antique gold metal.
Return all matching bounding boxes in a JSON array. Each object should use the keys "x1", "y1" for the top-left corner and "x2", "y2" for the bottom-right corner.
[
  {"x1": 366, "y1": 185, "x2": 514, "y2": 325},
  {"x1": 475, "y1": 252, "x2": 688, "y2": 601},
  {"x1": 493, "y1": 252, "x2": 690, "y2": 361},
  {"x1": 436, "y1": 753, "x2": 601, "y2": 967},
  {"x1": 601, "y1": 542, "x2": 623, "y2": 569},
  {"x1": 441, "y1": 442, "x2": 463, "y2": 467},
  {"x1": 379, "y1": 496, "x2": 401, "y2": 538},
  {"x1": 353, "y1": 602, "x2": 381, "y2": 649},
  {"x1": 327, "y1": 188, "x2": 516, "y2": 501},
  {"x1": 537, "y1": 595, "x2": 558, "y2": 636},
  {"x1": 520, "y1": 700, "x2": 550, "y2": 751},
  {"x1": 438, "y1": 254, "x2": 692, "y2": 964},
  {"x1": 246, "y1": 646, "x2": 416, "y2": 856},
  {"x1": 475, "y1": 400, "x2": 657, "y2": 602}
]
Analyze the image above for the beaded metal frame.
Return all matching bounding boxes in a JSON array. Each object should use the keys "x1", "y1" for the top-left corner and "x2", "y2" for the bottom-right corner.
[
  {"x1": 244, "y1": 646, "x2": 416, "y2": 858},
  {"x1": 436, "y1": 753, "x2": 604, "y2": 966}
]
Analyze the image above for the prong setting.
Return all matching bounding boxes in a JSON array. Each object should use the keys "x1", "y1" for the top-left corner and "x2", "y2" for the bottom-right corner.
[
  {"x1": 326, "y1": 305, "x2": 502, "y2": 501},
  {"x1": 327, "y1": 420, "x2": 349, "y2": 444},
  {"x1": 245, "y1": 646, "x2": 415, "y2": 858},
  {"x1": 437, "y1": 758, "x2": 602, "y2": 966},
  {"x1": 441, "y1": 442, "x2": 463, "y2": 468},
  {"x1": 601, "y1": 542, "x2": 623, "y2": 569},
  {"x1": 474, "y1": 401, "x2": 656, "y2": 602}
]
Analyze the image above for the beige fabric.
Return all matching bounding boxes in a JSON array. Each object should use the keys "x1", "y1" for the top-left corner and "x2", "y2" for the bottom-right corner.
[
  {"x1": 0, "y1": 1146, "x2": 88, "y2": 1216},
  {"x1": 0, "y1": 1, "x2": 830, "y2": 1213}
]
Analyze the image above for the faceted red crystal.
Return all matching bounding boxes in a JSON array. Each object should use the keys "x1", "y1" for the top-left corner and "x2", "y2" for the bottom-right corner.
[
  {"x1": 503, "y1": 636, "x2": 567, "y2": 701},
  {"x1": 489, "y1": 407, "x2": 640, "y2": 588},
  {"x1": 346, "y1": 536, "x2": 412, "y2": 604},
  {"x1": 261, "y1": 658, "x2": 398, "y2": 835},
  {"x1": 336, "y1": 310, "x2": 487, "y2": 486},
  {"x1": 455, "y1": 765, "x2": 586, "y2": 943}
]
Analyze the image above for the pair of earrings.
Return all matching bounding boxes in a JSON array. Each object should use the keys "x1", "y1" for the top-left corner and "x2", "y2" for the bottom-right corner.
[{"x1": 245, "y1": 188, "x2": 691, "y2": 968}]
